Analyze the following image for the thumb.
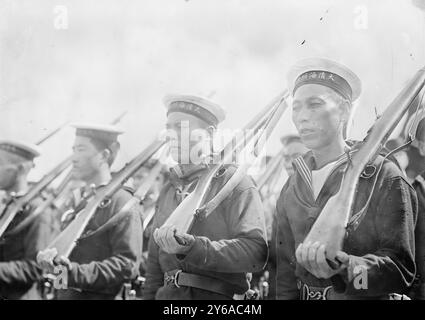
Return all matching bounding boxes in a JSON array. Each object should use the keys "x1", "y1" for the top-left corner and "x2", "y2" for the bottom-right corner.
[
  {"x1": 59, "y1": 256, "x2": 73, "y2": 270},
  {"x1": 336, "y1": 251, "x2": 350, "y2": 266}
]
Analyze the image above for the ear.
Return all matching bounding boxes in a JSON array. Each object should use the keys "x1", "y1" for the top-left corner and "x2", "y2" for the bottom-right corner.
[
  {"x1": 206, "y1": 125, "x2": 215, "y2": 138},
  {"x1": 17, "y1": 161, "x2": 34, "y2": 174},
  {"x1": 337, "y1": 100, "x2": 350, "y2": 123},
  {"x1": 100, "y1": 149, "x2": 111, "y2": 164}
]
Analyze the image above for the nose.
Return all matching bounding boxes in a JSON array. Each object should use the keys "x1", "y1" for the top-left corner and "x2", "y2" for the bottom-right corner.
[
  {"x1": 293, "y1": 105, "x2": 310, "y2": 126},
  {"x1": 71, "y1": 154, "x2": 79, "y2": 166},
  {"x1": 419, "y1": 142, "x2": 425, "y2": 157}
]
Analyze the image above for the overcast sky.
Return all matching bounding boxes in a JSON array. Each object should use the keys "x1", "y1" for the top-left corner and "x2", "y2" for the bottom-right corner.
[{"x1": 0, "y1": 0, "x2": 424, "y2": 180}]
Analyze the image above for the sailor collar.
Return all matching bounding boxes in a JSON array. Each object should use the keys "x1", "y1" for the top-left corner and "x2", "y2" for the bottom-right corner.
[{"x1": 292, "y1": 147, "x2": 356, "y2": 192}]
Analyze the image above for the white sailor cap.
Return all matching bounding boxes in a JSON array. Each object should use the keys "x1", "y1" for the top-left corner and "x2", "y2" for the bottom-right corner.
[
  {"x1": 163, "y1": 94, "x2": 226, "y2": 127},
  {"x1": 71, "y1": 122, "x2": 124, "y2": 146},
  {"x1": 287, "y1": 58, "x2": 362, "y2": 102},
  {"x1": 0, "y1": 140, "x2": 41, "y2": 161}
]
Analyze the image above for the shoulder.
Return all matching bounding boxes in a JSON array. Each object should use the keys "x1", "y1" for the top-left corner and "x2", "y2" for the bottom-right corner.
[
  {"x1": 213, "y1": 164, "x2": 257, "y2": 194},
  {"x1": 275, "y1": 175, "x2": 294, "y2": 213},
  {"x1": 156, "y1": 181, "x2": 175, "y2": 204},
  {"x1": 109, "y1": 188, "x2": 136, "y2": 212},
  {"x1": 363, "y1": 156, "x2": 416, "y2": 202},
  {"x1": 371, "y1": 155, "x2": 412, "y2": 187}
]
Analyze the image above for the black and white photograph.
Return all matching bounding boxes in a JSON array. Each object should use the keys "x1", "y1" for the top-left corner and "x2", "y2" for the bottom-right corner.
[{"x1": 1, "y1": 0, "x2": 425, "y2": 309}]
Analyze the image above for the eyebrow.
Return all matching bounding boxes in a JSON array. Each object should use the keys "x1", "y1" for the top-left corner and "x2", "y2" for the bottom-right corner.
[
  {"x1": 307, "y1": 98, "x2": 326, "y2": 105},
  {"x1": 293, "y1": 96, "x2": 326, "y2": 104},
  {"x1": 72, "y1": 144, "x2": 87, "y2": 149}
]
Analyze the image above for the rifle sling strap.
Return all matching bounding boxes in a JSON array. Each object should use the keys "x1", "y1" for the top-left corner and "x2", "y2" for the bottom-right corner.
[
  {"x1": 346, "y1": 155, "x2": 388, "y2": 235},
  {"x1": 78, "y1": 197, "x2": 137, "y2": 241}
]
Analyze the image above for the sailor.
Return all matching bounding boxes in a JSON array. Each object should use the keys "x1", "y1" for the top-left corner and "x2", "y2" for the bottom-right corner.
[
  {"x1": 0, "y1": 140, "x2": 54, "y2": 299},
  {"x1": 143, "y1": 94, "x2": 268, "y2": 300},
  {"x1": 274, "y1": 58, "x2": 417, "y2": 300},
  {"x1": 36, "y1": 123, "x2": 143, "y2": 300}
]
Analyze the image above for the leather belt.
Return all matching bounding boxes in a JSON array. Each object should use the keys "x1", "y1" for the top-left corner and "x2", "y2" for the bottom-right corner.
[
  {"x1": 298, "y1": 280, "x2": 333, "y2": 300},
  {"x1": 164, "y1": 269, "x2": 235, "y2": 299}
]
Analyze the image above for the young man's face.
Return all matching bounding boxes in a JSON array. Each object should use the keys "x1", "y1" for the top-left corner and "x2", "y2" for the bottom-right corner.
[
  {"x1": 71, "y1": 136, "x2": 104, "y2": 182},
  {"x1": 283, "y1": 141, "x2": 309, "y2": 175},
  {"x1": 292, "y1": 84, "x2": 348, "y2": 151},
  {"x1": 165, "y1": 112, "x2": 212, "y2": 164},
  {"x1": 0, "y1": 151, "x2": 26, "y2": 190}
]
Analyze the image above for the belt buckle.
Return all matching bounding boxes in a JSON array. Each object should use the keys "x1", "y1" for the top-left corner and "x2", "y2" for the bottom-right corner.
[
  {"x1": 164, "y1": 270, "x2": 182, "y2": 288},
  {"x1": 301, "y1": 283, "x2": 332, "y2": 300}
]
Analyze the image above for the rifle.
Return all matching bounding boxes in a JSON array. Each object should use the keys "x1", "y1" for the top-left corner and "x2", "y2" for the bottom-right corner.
[
  {"x1": 44, "y1": 136, "x2": 166, "y2": 258},
  {"x1": 303, "y1": 67, "x2": 425, "y2": 263},
  {"x1": 256, "y1": 149, "x2": 285, "y2": 194},
  {"x1": 162, "y1": 90, "x2": 290, "y2": 234},
  {"x1": 0, "y1": 158, "x2": 71, "y2": 238},
  {"x1": 0, "y1": 112, "x2": 128, "y2": 238},
  {"x1": 35, "y1": 121, "x2": 70, "y2": 146}
]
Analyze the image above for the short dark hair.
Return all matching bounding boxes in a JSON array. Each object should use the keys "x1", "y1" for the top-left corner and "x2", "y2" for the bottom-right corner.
[{"x1": 89, "y1": 138, "x2": 120, "y2": 167}]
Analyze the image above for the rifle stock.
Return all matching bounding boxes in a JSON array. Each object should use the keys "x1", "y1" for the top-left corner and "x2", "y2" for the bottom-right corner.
[{"x1": 304, "y1": 67, "x2": 425, "y2": 262}]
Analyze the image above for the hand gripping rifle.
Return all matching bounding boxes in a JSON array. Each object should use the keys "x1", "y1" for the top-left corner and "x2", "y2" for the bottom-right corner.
[
  {"x1": 162, "y1": 90, "x2": 290, "y2": 236},
  {"x1": 0, "y1": 112, "x2": 128, "y2": 238},
  {"x1": 303, "y1": 67, "x2": 425, "y2": 264}
]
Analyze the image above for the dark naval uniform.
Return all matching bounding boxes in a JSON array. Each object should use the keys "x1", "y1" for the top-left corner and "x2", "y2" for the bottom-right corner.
[
  {"x1": 406, "y1": 145, "x2": 425, "y2": 181},
  {"x1": 143, "y1": 165, "x2": 268, "y2": 300},
  {"x1": 139, "y1": 196, "x2": 157, "y2": 276},
  {"x1": 411, "y1": 172, "x2": 425, "y2": 299},
  {"x1": 274, "y1": 150, "x2": 417, "y2": 300},
  {"x1": 56, "y1": 187, "x2": 143, "y2": 300},
  {"x1": 0, "y1": 196, "x2": 56, "y2": 299}
]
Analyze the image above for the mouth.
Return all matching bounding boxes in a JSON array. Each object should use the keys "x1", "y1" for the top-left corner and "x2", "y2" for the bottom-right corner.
[{"x1": 299, "y1": 128, "x2": 316, "y2": 137}]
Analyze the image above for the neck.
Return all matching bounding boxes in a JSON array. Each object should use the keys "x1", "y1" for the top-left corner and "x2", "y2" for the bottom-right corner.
[
  {"x1": 312, "y1": 138, "x2": 346, "y2": 168},
  {"x1": 176, "y1": 163, "x2": 205, "y2": 178},
  {"x1": 7, "y1": 177, "x2": 29, "y2": 196},
  {"x1": 84, "y1": 167, "x2": 112, "y2": 189},
  {"x1": 180, "y1": 163, "x2": 202, "y2": 170}
]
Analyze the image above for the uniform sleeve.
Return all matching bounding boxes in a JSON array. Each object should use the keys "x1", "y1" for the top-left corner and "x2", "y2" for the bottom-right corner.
[
  {"x1": 274, "y1": 184, "x2": 299, "y2": 300},
  {"x1": 67, "y1": 205, "x2": 143, "y2": 291},
  {"x1": 332, "y1": 176, "x2": 417, "y2": 297},
  {"x1": 24, "y1": 207, "x2": 57, "y2": 259},
  {"x1": 0, "y1": 260, "x2": 43, "y2": 286},
  {"x1": 142, "y1": 235, "x2": 164, "y2": 300},
  {"x1": 0, "y1": 206, "x2": 55, "y2": 289},
  {"x1": 409, "y1": 177, "x2": 425, "y2": 299},
  {"x1": 177, "y1": 186, "x2": 268, "y2": 274}
]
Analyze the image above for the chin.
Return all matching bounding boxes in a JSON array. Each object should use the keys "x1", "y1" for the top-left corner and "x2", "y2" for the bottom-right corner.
[
  {"x1": 72, "y1": 171, "x2": 85, "y2": 182},
  {"x1": 285, "y1": 168, "x2": 295, "y2": 176},
  {"x1": 169, "y1": 151, "x2": 180, "y2": 163},
  {"x1": 300, "y1": 137, "x2": 318, "y2": 150}
]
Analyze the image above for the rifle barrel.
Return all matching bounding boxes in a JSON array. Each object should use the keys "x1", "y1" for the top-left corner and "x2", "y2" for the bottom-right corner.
[{"x1": 35, "y1": 121, "x2": 70, "y2": 145}]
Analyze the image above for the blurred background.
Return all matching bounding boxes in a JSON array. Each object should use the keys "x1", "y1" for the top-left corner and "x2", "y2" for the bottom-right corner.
[{"x1": 0, "y1": 0, "x2": 424, "y2": 180}]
